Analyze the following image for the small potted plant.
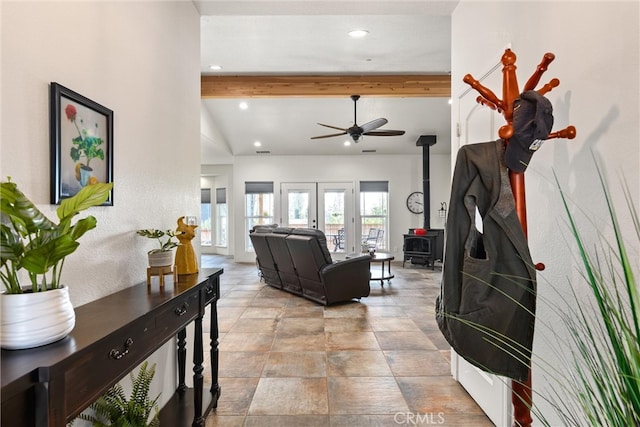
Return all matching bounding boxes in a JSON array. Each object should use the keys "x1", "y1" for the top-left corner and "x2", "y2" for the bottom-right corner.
[
  {"x1": 136, "y1": 228, "x2": 180, "y2": 267},
  {"x1": 0, "y1": 177, "x2": 113, "y2": 349},
  {"x1": 74, "y1": 361, "x2": 160, "y2": 427}
]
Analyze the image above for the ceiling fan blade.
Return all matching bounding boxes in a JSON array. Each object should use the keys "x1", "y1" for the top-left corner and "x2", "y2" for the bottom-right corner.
[
  {"x1": 310, "y1": 131, "x2": 348, "y2": 140},
  {"x1": 317, "y1": 123, "x2": 348, "y2": 132},
  {"x1": 359, "y1": 118, "x2": 388, "y2": 133},
  {"x1": 363, "y1": 130, "x2": 406, "y2": 136}
]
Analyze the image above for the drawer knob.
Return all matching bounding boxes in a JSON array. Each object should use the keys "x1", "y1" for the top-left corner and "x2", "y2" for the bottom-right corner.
[
  {"x1": 174, "y1": 302, "x2": 189, "y2": 316},
  {"x1": 109, "y1": 338, "x2": 134, "y2": 360}
]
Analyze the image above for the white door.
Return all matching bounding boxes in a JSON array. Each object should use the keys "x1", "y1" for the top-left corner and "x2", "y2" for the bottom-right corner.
[
  {"x1": 453, "y1": 56, "x2": 512, "y2": 426},
  {"x1": 281, "y1": 182, "x2": 317, "y2": 229},
  {"x1": 317, "y1": 182, "x2": 354, "y2": 255},
  {"x1": 280, "y1": 182, "x2": 354, "y2": 255}
]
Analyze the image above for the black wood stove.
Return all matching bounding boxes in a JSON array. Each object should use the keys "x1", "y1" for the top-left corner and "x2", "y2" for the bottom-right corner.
[{"x1": 402, "y1": 230, "x2": 444, "y2": 269}]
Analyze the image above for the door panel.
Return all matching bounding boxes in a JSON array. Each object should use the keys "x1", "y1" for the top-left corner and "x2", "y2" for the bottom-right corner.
[
  {"x1": 453, "y1": 57, "x2": 511, "y2": 426},
  {"x1": 281, "y1": 182, "x2": 354, "y2": 255},
  {"x1": 318, "y1": 182, "x2": 354, "y2": 255},
  {"x1": 281, "y1": 183, "x2": 317, "y2": 229}
]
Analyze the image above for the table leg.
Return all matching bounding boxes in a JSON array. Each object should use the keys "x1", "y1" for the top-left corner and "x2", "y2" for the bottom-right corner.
[
  {"x1": 210, "y1": 299, "x2": 221, "y2": 406},
  {"x1": 192, "y1": 315, "x2": 204, "y2": 426},
  {"x1": 177, "y1": 328, "x2": 187, "y2": 393}
]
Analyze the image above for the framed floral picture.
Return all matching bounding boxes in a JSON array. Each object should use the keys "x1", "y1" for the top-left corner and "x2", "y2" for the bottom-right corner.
[{"x1": 50, "y1": 82, "x2": 114, "y2": 205}]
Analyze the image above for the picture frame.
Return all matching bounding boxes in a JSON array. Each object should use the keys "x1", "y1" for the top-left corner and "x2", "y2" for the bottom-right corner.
[{"x1": 50, "y1": 82, "x2": 113, "y2": 205}]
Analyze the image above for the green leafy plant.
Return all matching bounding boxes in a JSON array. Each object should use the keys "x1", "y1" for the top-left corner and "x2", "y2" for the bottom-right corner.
[
  {"x1": 136, "y1": 229, "x2": 180, "y2": 254},
  {"x1": 0, "y1": 178, "x2": 113, "y2": 293},
  {"x1": 75, "y1": 361, "x2": 160, "y2": 427}
]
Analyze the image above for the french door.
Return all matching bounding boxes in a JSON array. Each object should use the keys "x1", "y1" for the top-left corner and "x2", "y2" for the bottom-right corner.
[
  {"x1": 280, "y1": 182, "x2": 354, "y2": 255},
  {"x1": 453, "y1": 56, "x2": 511, "y2": 426}
]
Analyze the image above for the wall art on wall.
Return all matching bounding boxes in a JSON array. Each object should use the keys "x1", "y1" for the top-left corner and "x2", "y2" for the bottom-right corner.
[{"x1": 50, "y1": 82, "x2": 113, "y2": 205}]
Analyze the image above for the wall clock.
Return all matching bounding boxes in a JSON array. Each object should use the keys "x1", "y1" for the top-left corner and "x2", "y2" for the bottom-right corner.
[{"x1": 406, "y1": 191, "x2": 424, "y2": 214}]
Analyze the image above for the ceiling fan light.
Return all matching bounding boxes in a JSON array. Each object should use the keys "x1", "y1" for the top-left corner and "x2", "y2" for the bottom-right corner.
[{"x1": 348, "y1": 29, "x2": 369, "y2": 38}]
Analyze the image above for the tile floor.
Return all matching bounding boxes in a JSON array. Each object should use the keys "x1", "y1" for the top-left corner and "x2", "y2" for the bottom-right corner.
[{"x1": 201, "y1": 255, "x2": 493, "y2": 427}]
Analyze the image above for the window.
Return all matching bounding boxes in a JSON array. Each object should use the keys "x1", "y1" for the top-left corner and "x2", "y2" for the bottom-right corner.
[
  {"x1": 215, "y1": 188, "x2": 228, "y2": 247},
  {"x1": 245, "y1": 181, "x2": 274, "y2": 251},
  {"x1": 200, "y1": 189, "x2": 212, "y2": 246},
  {"x1": 360, "y1": 181, "x2": 388, "y2": 250}
]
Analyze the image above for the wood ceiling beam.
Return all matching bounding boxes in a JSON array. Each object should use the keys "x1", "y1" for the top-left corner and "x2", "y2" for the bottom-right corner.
[{"x1": 200, "y1": 74, "x2": 451, "y2": 98}]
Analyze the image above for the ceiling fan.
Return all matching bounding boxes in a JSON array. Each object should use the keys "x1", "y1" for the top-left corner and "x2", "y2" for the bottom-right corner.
[{"x1": 310, "y1": 95, "x2": 406, "y2": 142}]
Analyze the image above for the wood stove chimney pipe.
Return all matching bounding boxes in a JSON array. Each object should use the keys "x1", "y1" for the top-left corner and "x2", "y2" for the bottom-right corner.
[{"x1": 416, "y1": 135, "x2": 437, "y2": 230}]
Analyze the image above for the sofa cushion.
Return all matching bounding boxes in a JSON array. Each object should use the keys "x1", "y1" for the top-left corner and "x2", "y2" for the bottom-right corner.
[
  {"x1": 249, "y1": 231, "x2": 281, "y2": 287},
  {"x1": 273, "y1": 227, "x2": 294, "y2": 235},
  {"x1": 265, "y1": 232, "x2": 302, "y2": 295},
  {"x1": 289, "y1": 228, "x2": 333, "y2": 265},
  {"x1": 251, "y1": 224, "x2": 278, "y2": 233}
]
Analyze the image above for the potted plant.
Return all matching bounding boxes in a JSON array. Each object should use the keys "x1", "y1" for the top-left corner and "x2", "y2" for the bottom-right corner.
[
  {"x1": 0, "y1": 177, "x2": 113, "y2": 349},
  {"x1": 74, "y1": 361, "x2": 160, "y2": 427},
  {"x1": 136, "y1": 228, "x2": 180, "y2": 267}
]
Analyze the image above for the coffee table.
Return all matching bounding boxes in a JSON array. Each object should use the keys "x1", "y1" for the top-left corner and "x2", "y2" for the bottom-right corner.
[
  {"x1": 347, "y1": 252, "x2": 394, "y2": 285},
  {"x1": 370, "y1": 252, "x2": 395, "y2": 285}
]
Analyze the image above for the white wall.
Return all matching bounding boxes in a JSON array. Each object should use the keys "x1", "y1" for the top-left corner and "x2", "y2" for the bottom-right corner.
[
  {"x1": 1, "y1": 0, "x2": 201, "y2": 413},
  {"x1": 452, "y1": 1, "x2": 639, "y2": 425},
  {"x1": 228, "y1": 153, "x2": 451, "y2": 263}
]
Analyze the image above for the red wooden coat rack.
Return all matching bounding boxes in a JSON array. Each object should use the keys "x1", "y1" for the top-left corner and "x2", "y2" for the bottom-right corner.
[{"x1": 463, "y1": 49, "x2": 576, "y2": 427}]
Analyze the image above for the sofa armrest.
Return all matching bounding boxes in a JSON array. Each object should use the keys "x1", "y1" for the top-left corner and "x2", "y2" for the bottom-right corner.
[{"x1": 320, "y1": 255, "x2": 371, "y2": 304}]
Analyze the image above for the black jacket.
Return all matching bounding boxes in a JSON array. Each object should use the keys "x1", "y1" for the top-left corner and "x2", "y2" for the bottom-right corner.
[{"x1": 436, "y1": 140, "x2": 536, "y2": 381}]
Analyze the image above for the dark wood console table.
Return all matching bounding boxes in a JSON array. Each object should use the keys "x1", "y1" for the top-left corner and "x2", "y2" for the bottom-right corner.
[{"x1": 1, "y1": 268, "x2": 223, "y2": 427}]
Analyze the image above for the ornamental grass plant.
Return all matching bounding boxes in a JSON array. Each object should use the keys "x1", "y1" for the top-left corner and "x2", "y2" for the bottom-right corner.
[
  {"x1": 530, "y1": 163, "x2": 639, "y2": 426},
  {"x1": 437, "y1": 160, "x2": 639, "y2": 425}
]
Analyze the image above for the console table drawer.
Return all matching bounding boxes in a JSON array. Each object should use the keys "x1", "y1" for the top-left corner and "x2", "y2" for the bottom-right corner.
[
  {"x1": 155, "y1": 290, "x2": 200, "y2": 339},
  {"x1": 202, "y1": 277, "x2": 218, "y2": 305},
  {"x1": 64, "y1": 315, "x2": 156, "y2": 416}
]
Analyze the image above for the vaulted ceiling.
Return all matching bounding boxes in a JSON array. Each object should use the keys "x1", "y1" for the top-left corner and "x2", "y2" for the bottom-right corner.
[{"x1": 195, "y1": 1, "x2": 458, "y2": 163}]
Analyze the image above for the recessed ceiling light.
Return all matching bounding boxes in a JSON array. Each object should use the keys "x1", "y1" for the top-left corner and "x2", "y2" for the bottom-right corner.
[
  {"x1": 208, "y1": 64, "x2": 222, "y2": 70},
  {"x1": 343, "y1": 141, "x2": 351, "y2": 147},
  {"x1": 254, "y1": 141, "x2": 262, "y2": 147},
  {"x1": 448, "y1": 98, "x2": 453, "y2": 105},
  {"x1": 348, "y1": 29, "x2": 369, "y2": 38},
  {"x1": 239, "y1": 102, "x2": 248, "y2": 110}
]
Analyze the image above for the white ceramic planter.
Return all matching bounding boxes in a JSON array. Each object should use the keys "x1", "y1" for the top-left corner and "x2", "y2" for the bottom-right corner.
[
  {"x1": 148, "y1": 250, "x2": 174, "y2": 267},
  {"x1": 0, "y1": 286, "x2": 76, "y2": 350}
]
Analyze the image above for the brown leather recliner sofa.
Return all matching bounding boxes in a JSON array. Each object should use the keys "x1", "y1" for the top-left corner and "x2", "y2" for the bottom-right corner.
[{"x1": 249, "y1": 226, "x2": 371, "y2": 305}]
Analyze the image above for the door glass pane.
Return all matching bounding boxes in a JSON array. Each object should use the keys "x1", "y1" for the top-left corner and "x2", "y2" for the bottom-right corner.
[
  {"x1": 324, "y1": 190, "x2": 345, "y2": 253},
  {"x1": 288, "y1": 191, "x2": 310, "y2": 228}
]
